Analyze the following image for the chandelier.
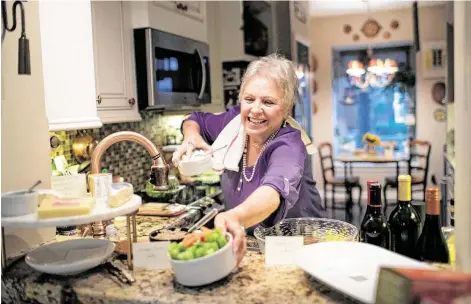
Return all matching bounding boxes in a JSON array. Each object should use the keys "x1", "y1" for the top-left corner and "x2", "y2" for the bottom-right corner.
[{"x1": 346, "y1": 47, "x2": 398, "y2": 89}]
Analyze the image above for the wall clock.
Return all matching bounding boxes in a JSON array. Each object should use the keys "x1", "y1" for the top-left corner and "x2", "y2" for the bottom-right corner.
[{"x1": 361, "y1": 19, "x2": 382, "y2": 38}]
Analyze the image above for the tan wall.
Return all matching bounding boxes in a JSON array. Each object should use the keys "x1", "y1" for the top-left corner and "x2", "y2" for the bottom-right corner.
[
  {"x1": 1, "y1": 1, "x2": 55, "y2": 256},
  {"x1": 310, "y1": 5, "x2": 448, "y2": 191}
]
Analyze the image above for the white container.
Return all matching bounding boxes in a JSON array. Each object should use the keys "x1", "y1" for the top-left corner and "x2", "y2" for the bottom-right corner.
[
  {"x1": 1, "y1": 190, "x2": 39, "y2": 217},
  {"x1": 25, "y1": 238, "x2": 115, "y2": 276},
  {"x1": 170, "y1": 233, "x2": 236, "y2": 286},
  {"x1": 178, "y1": 153, "x2": 213, "y2": 176}
]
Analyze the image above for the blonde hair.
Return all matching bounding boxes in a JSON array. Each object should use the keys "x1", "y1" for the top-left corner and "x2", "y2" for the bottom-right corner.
[{"x1": 238, "y1": 53, "x2": 299, "y2": 117}]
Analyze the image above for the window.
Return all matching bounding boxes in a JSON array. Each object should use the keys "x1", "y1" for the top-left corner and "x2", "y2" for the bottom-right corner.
[{"x1": 332, "y1": 46, "x2": 416, "y2": 157}]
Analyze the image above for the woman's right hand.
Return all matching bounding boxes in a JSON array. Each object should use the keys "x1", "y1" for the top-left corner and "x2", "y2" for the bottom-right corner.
[{"x1": 172, "y1": 135, "x2": 212, "y2": 167}]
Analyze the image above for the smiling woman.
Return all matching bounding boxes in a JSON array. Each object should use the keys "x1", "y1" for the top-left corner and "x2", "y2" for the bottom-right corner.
[{"x1": 172, "y1": 53, "x2": 326, "y2": 266}]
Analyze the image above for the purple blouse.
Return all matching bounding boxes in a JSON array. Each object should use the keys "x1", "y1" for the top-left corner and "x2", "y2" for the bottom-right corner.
[{"x1": 187, "y1": 106, "x2": 326, "y2": 232}]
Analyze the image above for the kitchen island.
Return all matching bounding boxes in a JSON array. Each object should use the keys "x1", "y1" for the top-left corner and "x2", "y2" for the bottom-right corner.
[
  {"x1": 1, "y1": 213, "x2": 358, "y2": 304},
  {"x1": 2, "y1": 249, "x2": 357, "y2": 304}
]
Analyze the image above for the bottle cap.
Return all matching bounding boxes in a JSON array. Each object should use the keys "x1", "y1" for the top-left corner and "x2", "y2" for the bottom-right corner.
[
  {"x1": 398, "y1": 175, "x2": 411, "y2": 182},
  {"x1": 425, "y1": 186, "x2": 440, "y2": 215},
  {"x1": 367, "y1": 180, "x2": 379, "y2": 205}
]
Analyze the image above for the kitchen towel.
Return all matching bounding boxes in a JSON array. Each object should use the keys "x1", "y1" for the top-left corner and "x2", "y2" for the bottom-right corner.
[{"x1": 211, "y1": 115, "x2": 315, "y2": 173}]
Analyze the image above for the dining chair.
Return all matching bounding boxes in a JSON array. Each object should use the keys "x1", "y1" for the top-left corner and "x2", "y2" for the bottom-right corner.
[
  {"x1": 383, "y1": 140, "x2": 432, "y2": 208},
  {"x1": 317, "y1": 142, "x2": 362, "y2": 210}
]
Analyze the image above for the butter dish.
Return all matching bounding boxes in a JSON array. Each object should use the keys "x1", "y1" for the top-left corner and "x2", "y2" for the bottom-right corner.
[
  {"x1": 108, "y1": 182, "x2": 134, "y2": 208},
  {"x1": 37, "y1": 194, "x2": 96, "y2": 219}
]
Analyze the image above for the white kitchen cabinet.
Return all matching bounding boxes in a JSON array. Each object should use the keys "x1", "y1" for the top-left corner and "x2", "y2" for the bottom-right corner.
[
  {"x1": 151, "y1": 1, "x2": 205, "y2": 23},
  {"x1": 91, "y1": 1, "x2": 141, "y2": 124},
  {"x1": 38, "y1": 0, "x2": 102, "y2": 131}
]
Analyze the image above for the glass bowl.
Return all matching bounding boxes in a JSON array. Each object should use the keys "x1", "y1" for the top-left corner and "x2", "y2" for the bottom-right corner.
[{"x1": 254, "y1": 217, "x2": 359, "y2": 252}]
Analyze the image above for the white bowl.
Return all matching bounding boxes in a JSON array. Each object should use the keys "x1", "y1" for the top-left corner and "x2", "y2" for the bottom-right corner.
[
  {"x1": 1, "y1": 190, "x2": 39, "y2": 217},
  {"x1": 25, "y1": 238, "x2": 115, "y2": 276},
  {"x1": 170, "y1": 233, "x2": 236, "y2": 286},
  {"x1": 178, "y1": 153, "x2": 213, "y2": 176}
]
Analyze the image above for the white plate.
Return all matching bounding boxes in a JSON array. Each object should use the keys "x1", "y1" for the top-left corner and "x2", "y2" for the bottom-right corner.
[
  {"x1": 296, "y1": 241, "x2": 435, "y2": 304},
  {"x1": 25, "y1": 239, "x2": 115, "y2": 276}
]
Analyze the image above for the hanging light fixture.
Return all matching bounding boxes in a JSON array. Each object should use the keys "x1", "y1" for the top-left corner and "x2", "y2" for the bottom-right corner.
[
  {"x1": 1, "y1": 0, "x2": 31, "y2": 75},
  {"x1": 346, "y1": 1, "x2": 398, "y2": 89}
]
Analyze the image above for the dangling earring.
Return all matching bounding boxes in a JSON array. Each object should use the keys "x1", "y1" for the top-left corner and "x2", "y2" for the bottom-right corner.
[{"x1": 283, "y1": 120, "x2": 287, "y2": 128}]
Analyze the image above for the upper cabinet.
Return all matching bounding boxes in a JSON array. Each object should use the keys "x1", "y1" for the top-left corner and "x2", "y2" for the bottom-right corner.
[
  {"x1": 38, "y1": 1, "x2": 102, "y2": 131},
  {"x1": 128, "y1": 1, "x2": 207, "y2": 43},
  {"x1": 91, "y1": 1, "x2": 142, "y2": 124},
  {"x1": 151, "y1": 1, "x2": 205, "y2": 22}
]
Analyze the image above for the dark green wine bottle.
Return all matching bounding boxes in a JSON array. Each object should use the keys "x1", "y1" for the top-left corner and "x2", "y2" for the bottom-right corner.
[
  {"x1": 360, "y1": 184, "x2": 390, "y2": 249},
  {"x1": 388, "y1": 175, "x2": 420, "y2": 258},
  {"x1": 414, "y1": 187, "x2": 450, "y2": 263}
]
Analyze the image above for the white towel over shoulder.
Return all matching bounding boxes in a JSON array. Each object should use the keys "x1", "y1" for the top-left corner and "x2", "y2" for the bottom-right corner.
[{"x1": 210, "y1": 115, "x2": 315, "y2": 173}]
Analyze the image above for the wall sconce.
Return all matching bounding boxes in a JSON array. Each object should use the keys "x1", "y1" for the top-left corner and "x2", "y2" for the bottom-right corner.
[{"x1": 1, "y1": 0, "x2": 30, "y2": 75}]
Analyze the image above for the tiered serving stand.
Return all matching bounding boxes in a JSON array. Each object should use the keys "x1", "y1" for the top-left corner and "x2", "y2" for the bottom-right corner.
[{"x1": 1, "y1": 195, "x2": 142, "y2": 270}]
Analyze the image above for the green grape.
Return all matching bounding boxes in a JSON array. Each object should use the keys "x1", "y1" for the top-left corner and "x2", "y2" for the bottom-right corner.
[
  {"x1": 177, "y1": 243, "x2": 186, "y2": 252},
  {"x1": 204, "y1": 241, "x2": 219, "y2": 252},
  {"x1": 195, "y1": 247, "x2": 206, "y2": 258},
  {"x1": 204, "y1": 233, "x2": 217, "y2": 242},
  {"x1": 169, "y1": 248, "x2": 180, "y2": 259},
  {"x1": 216, "y1": 236, "x2": 228, "y2": 249},
  {"x1": 168, "y1": 243, "x2": 178, "y2": 252},
  {"x1": 214, "y1": 228, "x2": 223, "y2": 237},
  {"x1": 178, "y1": 250, "x2": 194, "y2": 260},
  {"x1": 187, "y1": 245, "x2": 198, "y2": 256}
]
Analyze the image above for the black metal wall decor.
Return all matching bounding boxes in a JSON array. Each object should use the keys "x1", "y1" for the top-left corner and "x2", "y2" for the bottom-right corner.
[{"x1": 1, "y1": 0, "x2": 30, "y2": 75}]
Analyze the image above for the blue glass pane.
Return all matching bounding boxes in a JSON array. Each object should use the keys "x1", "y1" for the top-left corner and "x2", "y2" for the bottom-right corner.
[{"x1": 333, "y1": 47, "x2": 415, "y2": 156}]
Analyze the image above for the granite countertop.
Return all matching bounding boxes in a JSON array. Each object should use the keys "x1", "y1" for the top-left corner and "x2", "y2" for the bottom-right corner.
[
  {"x1": 1, "y1": 216, "x2": 359, "y2": 304},
  {"x1": 2, "y1": 251, "x2": 358, "y2": 304}
]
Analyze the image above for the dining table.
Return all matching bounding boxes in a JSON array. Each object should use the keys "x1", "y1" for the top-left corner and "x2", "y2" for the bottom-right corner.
[{"x1": 335, "y1": 153, "x2": 408, "y2": 210}]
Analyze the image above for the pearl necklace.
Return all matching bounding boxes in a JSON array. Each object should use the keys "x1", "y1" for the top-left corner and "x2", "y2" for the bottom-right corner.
[{"x1": 242, "y1": 129, "x2": 280, "y2": 182}]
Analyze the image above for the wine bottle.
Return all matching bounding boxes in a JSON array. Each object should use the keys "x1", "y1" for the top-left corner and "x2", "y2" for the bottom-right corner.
[
  {"x1": 414, "y1": 187, "x2": 450, "y2": 263},
  {"x1": 388, "y1": 175, "x2": 420, "y2": 258},
  {"x1": 360, "y1": 180, "x2": 379, "y2": 231},
  {"x1": 360, "y1": 184, "x2": 390, "y2": 249}
]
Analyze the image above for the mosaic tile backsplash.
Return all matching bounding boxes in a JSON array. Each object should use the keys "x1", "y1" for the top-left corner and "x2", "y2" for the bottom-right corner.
[{"x1": 50, "y1": 111, "x2": 185, "y2": 191}]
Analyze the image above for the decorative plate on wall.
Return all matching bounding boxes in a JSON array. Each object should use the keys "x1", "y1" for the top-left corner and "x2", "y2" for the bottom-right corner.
[
  {"x1": 361, "y1": 19, "x2": 382, "y2": 38},
  {"x1": 432, "y1": 82, "x2": 446, "y2": 105},
  {"x1": 343, "y1": 24, "x2": 352, "y2": 34},
  {"x1": 390, "y1": 20, "x2": 399, "y2": 30},
  {"x1": 433, "y1": 108, "x2": 446, "y2": 122}
]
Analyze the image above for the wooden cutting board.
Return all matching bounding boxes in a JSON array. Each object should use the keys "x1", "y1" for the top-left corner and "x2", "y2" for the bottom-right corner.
[{"x1": 137, "y1": 203, "x2": 187, "y2": 217}]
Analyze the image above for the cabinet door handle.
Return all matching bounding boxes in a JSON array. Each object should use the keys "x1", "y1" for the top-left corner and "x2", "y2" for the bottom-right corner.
[
  {"x1": 96, "y1": 95, "x2": 102, "y2": 105},
  {"x1": 128, "y1": 98, "x2": 136, "y2": 106},
  {"x1": 176, "y1": 2, "x2": 187, "y2": 11}
]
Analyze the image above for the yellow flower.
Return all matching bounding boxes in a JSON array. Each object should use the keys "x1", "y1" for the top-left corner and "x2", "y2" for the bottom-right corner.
[{"x1": 363, "y1": 133, "x2": 381, "y2": 146}]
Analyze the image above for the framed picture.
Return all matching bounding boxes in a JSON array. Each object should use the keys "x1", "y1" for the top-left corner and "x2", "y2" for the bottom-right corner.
[
  {"x1": 421, "y1": 41, "x2": 447, "y2": 79},
  {"x1": 293, "y1": 1, "x2": 307, "y2": 24}
]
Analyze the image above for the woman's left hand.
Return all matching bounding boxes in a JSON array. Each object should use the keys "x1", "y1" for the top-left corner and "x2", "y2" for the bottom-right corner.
[{"x1": 214, "y1": 212, "x2": 246, "y2": 266}]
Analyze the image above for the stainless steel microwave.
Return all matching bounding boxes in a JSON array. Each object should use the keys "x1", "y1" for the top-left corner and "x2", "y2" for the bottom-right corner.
[{"x1": 134, "y1": 28, "x2": 211, "y2": 111}]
